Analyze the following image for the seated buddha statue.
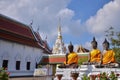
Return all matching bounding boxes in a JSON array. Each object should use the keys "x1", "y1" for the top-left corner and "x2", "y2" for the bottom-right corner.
[
  {"x1": 101, "y1": 39, "x2": 118, "y2": 67},
  {"x1": 58, "y1": 42, "x2": 79, "y2": 68},
  {"x1": 88, "y1": 37, "x2": 101, "y2": 64},
  {"x1": 83, "y1": 37, "x2": 101, "y2": 65}
]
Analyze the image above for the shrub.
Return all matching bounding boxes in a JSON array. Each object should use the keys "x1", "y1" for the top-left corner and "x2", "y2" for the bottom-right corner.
[
  {"x1": 82, "y1": 74, "x2": 90, "y2": 80},
  {"x1": 109, "y1": 71, "x2": 117, "y2": 80},
  {"x1": 0, "y1": 68, "x2": 9, "y2": 80},
  {"x1": 99, "y1": 72, "x2": 117, "y2": 80}
]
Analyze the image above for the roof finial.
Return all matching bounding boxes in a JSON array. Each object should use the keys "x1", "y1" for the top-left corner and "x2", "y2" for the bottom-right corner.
[
  {"x1": 30, "y1": 19, "x2": 33, "y2": 26},
  {"x1": 37, "y1": 26, "x2": 39, "y2": 32},
  {"x1": 45, "y1": 35, "x2": 47, "y2": 40},
  {"x1": 57, "y1": 17, "x2": 62, "y2": 39},
  {"x1": 59, "y1": 17, "x2": 61, "y2": 25},
  {"x1": 58, "y1": 17, "x2": 61, "y2": 32}
]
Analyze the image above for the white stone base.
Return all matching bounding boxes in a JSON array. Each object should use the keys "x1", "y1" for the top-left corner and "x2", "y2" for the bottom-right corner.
[{"x1": 54, "y1": 65, "x2": 120, "y2": 80}]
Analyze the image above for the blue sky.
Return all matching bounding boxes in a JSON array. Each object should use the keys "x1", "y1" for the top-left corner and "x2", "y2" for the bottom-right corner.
[
  {"x1": 0, "y1": 0, "x2": 120, "y2": 50},
  {"x1": 64, "y1": 0, "x2": 112, "y2": 49},
  {"x1": 68, "y1": 0, "x2": 110, "y2": 22}
]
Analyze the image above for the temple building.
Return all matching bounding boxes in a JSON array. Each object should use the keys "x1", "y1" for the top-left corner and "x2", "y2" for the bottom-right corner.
[
  {"x1": 77, "y1": 45, "x2": 89, "y2": 53},
  {"x1": 0, "y1": 14, "x2": 52, "y2": 77},
  {"x1": 0, "y1": 14, "x2": 90, "y2": 77},
  {"x1": 52, "y1": 22, "x2": 66, "y2": 54}
]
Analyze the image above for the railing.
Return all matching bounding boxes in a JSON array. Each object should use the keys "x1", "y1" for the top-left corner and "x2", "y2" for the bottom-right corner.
[{"x1": 54, "y1": 65, "x2": 120, "y2": 80}]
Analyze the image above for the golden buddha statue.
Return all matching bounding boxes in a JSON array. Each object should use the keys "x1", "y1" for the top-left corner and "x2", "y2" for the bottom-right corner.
[
  {"x1": 83, "y1": 37, "x2": 101, "y2": 65},
  {"x1": 88, "y1": 37, "x2": 101, "y2": 64},
  {"x1": 59, "y1": 42, "x2": 78, "y2": 68},
  {"x1": 101, "y1": 39, "x2": 116, "y2": 64}
]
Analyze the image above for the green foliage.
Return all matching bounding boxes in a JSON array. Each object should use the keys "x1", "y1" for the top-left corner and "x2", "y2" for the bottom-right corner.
[
  {"x1": 109, "y1": 71, "x2": 117, "y2": 80},
  {"x1": 114, "y1": 48, "x2": 120, "y2": 63},
  {"x1": 37, "y1": 65, "x2": 42, "y2": 68},
  {"x1": 78, "y1": 57, "x2": 88, "y2": 66},
  {"x1": 88, "y1": 71, "x2": 117, "y2": 80},
  {"x1": 82, "y1": 74, "x2": 90, "y2": 80},
  {"x1": 99, "y1": 72, "x2": 117, "y2": 80},
  {"x1": 81, "y1": 72, "x2": 118, "y2": 80},
  {"x1": 0, "y1": 68, "x2": 9, "y2": 80},
  {"x1": 105, "y1": 27, "x2": 120, "y2": 48},
  {"x1": 100, "y1": 72, "x2": 108, "y2": 80}
]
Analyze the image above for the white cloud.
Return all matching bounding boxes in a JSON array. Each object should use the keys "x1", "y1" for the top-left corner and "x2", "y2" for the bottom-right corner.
[
  {"x1": 74, "y1": 44, "x2": 79, "y2": 52},
  {"x1": 57, "y1": 8, "x2": 74, "y2": 20},
  {"x1": 86, "y1": 0, "x2": 120, "y2": 35},
  {"x1": 84, "y1": 42, "x2": 91, "y2": 50},
  {"x1": 1, "y1": 0, "x2": 119, "y2": 50},
  {"x1": 0, "y1": 0, "x2": 85, "y2": 48}
]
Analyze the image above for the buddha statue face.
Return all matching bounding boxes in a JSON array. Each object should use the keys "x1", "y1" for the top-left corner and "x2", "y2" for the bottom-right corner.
[
  {"x1": 91, "y1": 42, "x2": 97, "y2": 49},
  {"x1": 68, "y1": 42, "x2": 74, "y2": 53},
  {"x1": 103, "y1": 38, "x2": 109, "y2": 50},
  {"x1": 91, "y1": 37, "x2": 97, "y2": 49},
  {"x1": 103, "y1": 43, "x2": 109, "y2": 50}
]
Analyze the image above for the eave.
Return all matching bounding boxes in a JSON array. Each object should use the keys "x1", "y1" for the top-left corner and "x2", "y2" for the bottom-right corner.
[{"x1": 0, "y1": 29, "x2": 40, "y2": 48}]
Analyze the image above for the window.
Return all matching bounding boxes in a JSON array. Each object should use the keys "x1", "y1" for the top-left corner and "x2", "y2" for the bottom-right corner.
[
  {"x1": 2, "y1": 60, "x2": 8, "y2": 69},
  {"x1": 26, "y1": 62, "x2": 30, "y2": 70},
  {"x1": 35, "y1": 62, "x2": 38, "y2": 68},
  {"x1": 16, "y1": 61, "x2": 20, "y2": 70}
]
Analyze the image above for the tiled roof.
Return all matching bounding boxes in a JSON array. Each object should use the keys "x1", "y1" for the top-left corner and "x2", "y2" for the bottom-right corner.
[
  {"x1": 77, "y1": 45, "x2": 89, "y2": 53},
  {"x1": 0, "y1": 14, "x2": 34, "y2": 39},
  {"x1": 0, "y1": 14, "x2": 52, "y2": 54}
]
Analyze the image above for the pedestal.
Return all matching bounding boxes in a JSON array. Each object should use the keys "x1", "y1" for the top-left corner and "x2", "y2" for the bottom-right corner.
[
  {"x1": 90, "y1": 75, "x2": 97, "y2": 80},
  {"x1": 71, "y1": 73, "x2": 79, "y2": 80},
  {"x1": 56, "y1": 74, "x2": 63, "y2": 80}
]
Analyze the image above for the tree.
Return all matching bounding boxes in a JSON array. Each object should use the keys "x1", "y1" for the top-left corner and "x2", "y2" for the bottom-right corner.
[{"x1": 105, "y1": 27, "x2": 120, "y2": 63}]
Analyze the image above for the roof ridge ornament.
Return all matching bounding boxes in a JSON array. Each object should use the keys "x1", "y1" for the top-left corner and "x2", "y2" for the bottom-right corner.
[
  {"x1": 30, "y1": 19, "x2": 33, "y2": 26},
  {"x1": 37, "y1": 26, "x2": 40, "y2": 32}
]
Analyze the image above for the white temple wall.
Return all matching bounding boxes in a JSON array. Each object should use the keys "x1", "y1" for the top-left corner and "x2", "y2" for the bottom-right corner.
[{"x1": 0, "y1": 39, "x2": 44, "y2": 76}]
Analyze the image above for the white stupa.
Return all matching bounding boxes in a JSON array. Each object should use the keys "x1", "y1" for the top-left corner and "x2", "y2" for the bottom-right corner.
[{"x1": 52, "y1": 21, "x2": 66, "y2": 54}]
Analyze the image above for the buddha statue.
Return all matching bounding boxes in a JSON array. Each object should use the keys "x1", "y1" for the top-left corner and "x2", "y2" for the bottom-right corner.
[
  {"x1": 58, "y1": 42, "x2": 78, "y2": 68},
  {"x1": 83, "y1": 37, "x2": 101, "y2": 65},
  {"x1": 88, "y1": 37, "x2": 101, "y2": 64},
  {"x1": 95, "y1": 38, "x2": 119, "y2": 68},
  {"x1": 101, "y1": 39, "x2": 118, "y2": 67}
]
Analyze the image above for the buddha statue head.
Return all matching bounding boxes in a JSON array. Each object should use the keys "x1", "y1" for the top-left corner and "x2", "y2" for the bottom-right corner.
[
  {"x1": 91, "y1": 37, "x2": 97, "y2": 49},
  {"x1": 103, "y1": 38, "x2": 109, "y2": 50},
  {"x1": 68, "y1": 42, "x2": 74, "y2": 53}
]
